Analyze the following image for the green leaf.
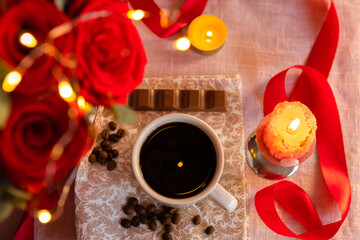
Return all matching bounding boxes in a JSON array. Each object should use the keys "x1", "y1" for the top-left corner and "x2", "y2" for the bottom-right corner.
[
  {"x1": 54, "y1": 0, "x2": 68, "y2": 11},
  {"x1": 112, "y1": 105, "x2": 138, "y2": 124},
  {"x1": 0, "y1": 88, "x2": 11, "y2": 129},
  {"x1": 0, "y1": 201, "x2": 14, "y2": 222}
]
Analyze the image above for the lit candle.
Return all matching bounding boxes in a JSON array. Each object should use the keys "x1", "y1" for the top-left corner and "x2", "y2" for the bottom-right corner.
[
  {"x1": 257, "y1": 101, "x2": 317, "y2": 166},
  {"x1": 187, "y1": 15, "x2": 227, "y2": 55}
]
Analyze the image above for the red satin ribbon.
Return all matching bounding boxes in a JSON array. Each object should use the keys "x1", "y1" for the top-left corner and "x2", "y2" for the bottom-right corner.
[
  {"x1": 256, "y1": 1, "x2": 351, "y2": 239},
  {"x1": 128, "y1": 0, "x2": 208, "y2": 38}
]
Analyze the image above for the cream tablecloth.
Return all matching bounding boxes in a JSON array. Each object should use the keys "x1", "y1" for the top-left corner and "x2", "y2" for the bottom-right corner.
[{"x1": 1, "y1": 0, "x2": 359, "y2": 239}]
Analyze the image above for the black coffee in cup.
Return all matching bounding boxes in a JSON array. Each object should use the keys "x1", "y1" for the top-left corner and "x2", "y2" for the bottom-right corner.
[{"x1": 139, "y1": 122, "x2": 217, "y2": 199}]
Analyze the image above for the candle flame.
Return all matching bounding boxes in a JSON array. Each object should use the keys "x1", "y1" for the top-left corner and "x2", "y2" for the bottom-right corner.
[
  {"x1": 287, "y1": 118, "x2": 300, "y2": 134},
  {"x1": 205, "y1": 31, "x2": 213, "y2": 42}
]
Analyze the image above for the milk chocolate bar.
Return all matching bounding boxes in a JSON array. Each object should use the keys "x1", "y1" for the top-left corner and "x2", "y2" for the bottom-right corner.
[{"x1": 127, "y1": 89, "x2": 226, "y2": 112}]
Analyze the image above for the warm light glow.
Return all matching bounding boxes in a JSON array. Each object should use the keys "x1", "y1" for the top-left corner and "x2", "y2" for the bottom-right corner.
[
  {"x1": 38, "y1": 210, "x2": 52, "y2": 224},
  {"x1": 19, "y1": 32, "x2": 38, "y2": 48},
  {"x1": 77, "y1": 96, "x2": 86, "y2": 110},
  {"x1": 206, "y1": 31, "x2": 213, "y2": 37},
  {"x1": 2, "y1": 71, "x2": 22, "y2": 92},
  {"x1": 177, "y1": 161, "x2": 183, "y2": 167},
  {"x1": 127, "y1": 10, "x2": 145, "y2": 21},
  {"x1": 175, "y1": 37, "x2": 191, "y2": 51},
  {"x1": 287, "y1": 118, "x2": 300, "y2": 134},
  {"x1": 58, "y1": 81, "x2": 76, "y2": 102}
]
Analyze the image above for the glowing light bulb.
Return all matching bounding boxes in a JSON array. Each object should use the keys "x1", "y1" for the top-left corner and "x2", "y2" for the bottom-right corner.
[
  {"x1": 38, "y1": 210, "x2": 52, "y2": 224},
  {"x1": 127, "y1": 10, "x2": 145, "y2": 21},
  {"x1": 287, "y1": 118, "x2": 300, "y2": 134},
  {"x1": 58, "y1": 81, "x2": 75, "y2": 102},
  {"x1": 175, "y1": 37, "x2": 191, "y2": 51},
  {"x1": 77, "y1": 96, "x2": 86, "y2": 110},
  {"x1": 177, "y1": 161, "x2": 183, "y2": 167},
  {"x1": 2, "y1": 71, "x2": 22, "y2": 92},
  {"x1": 19, "y1": 32, "x2": 38, "y2": 48}
]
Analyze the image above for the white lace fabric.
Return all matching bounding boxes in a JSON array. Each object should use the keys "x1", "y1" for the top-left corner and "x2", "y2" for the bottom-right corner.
[{"x1": 75, "y1": 75, "x2": 247, "y2": 240}]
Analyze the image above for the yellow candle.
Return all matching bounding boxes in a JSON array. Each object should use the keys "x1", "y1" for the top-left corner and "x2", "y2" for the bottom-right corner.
[
  {"x1": 262, "y1": 101, "x2": 317, "y2": 161},
  {"x1": 187, "y1": 15, "x2": 227, "y2": 55}
]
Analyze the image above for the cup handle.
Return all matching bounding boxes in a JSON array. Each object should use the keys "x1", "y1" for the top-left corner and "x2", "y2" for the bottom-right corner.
[{"x1": 207, "y1": 184, "x2": 237, "y2": 212}]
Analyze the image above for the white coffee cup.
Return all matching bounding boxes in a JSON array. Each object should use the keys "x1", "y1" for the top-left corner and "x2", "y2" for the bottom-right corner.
[{"x1": 132, "y1": 113, "x2": 237, "y2": 212}]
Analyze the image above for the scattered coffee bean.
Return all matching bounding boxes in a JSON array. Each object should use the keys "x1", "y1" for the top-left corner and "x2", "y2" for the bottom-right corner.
[
  {"x1": 104, "y1": 145, "x2": 113, "y2": 152},
  {"x1": 109, "y1": 121, "x2": 117, "y2": 130},
  {"x1": 171, "y1": 213, "x2": 180, "y2": 224},
  {"x1": 109, "y1": 134, "x2": 119, "y2": 143},
  {"x1": 127, "y1": 197, "x2": 138, "y2": 206},
  {"x1": 192, "y1": 215, "x2": 201, "y2": 225},
  {"x1": 88, "y1": 154, "x2": 97, "y2": 164},
  {"x1": 97, "y1": 156, "x2": 107, "y2": 165},
  {"x1": 148, "y1": 220, "x2": 157, "y2": 231},
  {"x1": 169, "y1": 208, "x2": 179, "y2": 214},
  {"x1": 111, "y1": 149, "x2": 119, "y2": 158},
  {"x1": 107, "y1": 152, "x2": 113, "y2": 159},
  {"x1": 162, "y1": 232, "x2": 173, "y2": 240},
  {"x1": 158, "y1": 211, "x2": 170, "y2": 221},
  {"x1": 131, "y1": 215, "x2": 140, "y2": 227},
  {"x1": 99, "y1": 151, "x2": 108, "y2": 159},
  {"x1": 135, "y1": 205, "x2": 146, "y2": 215},
  {"x1": 92, "y1": 147, "x2": 102, "y2": 155},
  {"x1": 123, "y1": 205, "x2": 134, "y2": 215},
  {"x1": 120, "y1": 218, "x2": 131, "y2": 228},
  {"x1": 146, "y1": 204, "x2": 156, "y2": 213},
  {"x1": 106, "y1": 160, "x2": 116, "y2": 171},
  {"x1": 164, "y1": 224, "x2": 173, "y2": 233},
  {"x1": 139, "y1": 214, "x2": 148, "y2": 224},
  {"x1": 117, "y1": 128, "x2": 125, "y2": 138},
  {"x1": 162, "y1": 206, "x2": 172, "y2": 212},
  {"x1": 101, "y1": 130, "x2": 109, "y2": 140},
  {"x1": 100, "y1": 140, "x2": 111, "y2": 148},
  {"x1": 205, "y1": 226, "x2": 215, "y2": 235},
  {"x1": 147, "y1": 212, "x2": 157, "y2": 221},
  {"x1": 161, "y1": 217, "x2": 171, "y2": 225}
]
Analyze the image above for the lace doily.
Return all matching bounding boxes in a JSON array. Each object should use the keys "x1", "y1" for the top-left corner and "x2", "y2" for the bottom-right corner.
[{"x1": 75, "y1": 75, "x2": 248, "y2": 240}]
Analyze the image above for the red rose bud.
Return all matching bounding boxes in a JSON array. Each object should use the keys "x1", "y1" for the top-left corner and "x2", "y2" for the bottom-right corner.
[{"x1": 74, "y1": 0, "x2": 147, "y2": 107}]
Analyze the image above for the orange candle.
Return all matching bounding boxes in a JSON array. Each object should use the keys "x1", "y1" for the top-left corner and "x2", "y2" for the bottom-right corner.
[{"x1": 260, "y1": 101, "x2": 317, "y2": 166}]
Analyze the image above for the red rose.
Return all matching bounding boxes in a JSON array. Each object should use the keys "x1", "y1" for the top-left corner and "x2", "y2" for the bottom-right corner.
[
  {"x1": 74, "y1": 0, "x2": 147, "y2": 107},
  {"x1": 0, "y1": 93, "x2": 92, "y2": 194},
  {"x1": 0, "y1": 0, "x2": 73, "y2": 94}
]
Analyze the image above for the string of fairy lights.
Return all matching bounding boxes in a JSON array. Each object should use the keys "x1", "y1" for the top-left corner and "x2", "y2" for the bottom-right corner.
[{"x1": 0, "y1": 8, "x2": 197, "y2": 224}]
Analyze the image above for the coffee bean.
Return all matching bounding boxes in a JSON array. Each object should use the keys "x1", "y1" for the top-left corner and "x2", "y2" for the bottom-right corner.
[
  {"x1": 123, "y1": 205, "x2": 134, "y2": 215},
  {"x1": 148, "y1": 220, "x2": 157, "y2": 231},
  {"x1": 127, "y1": 197, "x2": 138, "y2": 206},
  {"x1": 205, "y1": 226, "x2": 215, "y2": 235},
  {"x1": 146, "y1": 204, "x2": 156, "y2": 213},
  {"x1": 100, "y1": 140, "x2": 111, "y2": 148},
  {"x1": 101, "y1": 130, "x2": 109, "y2": 140},
  {"x1": 164, "y1": 224, "x2": 173, "y2": 233},
  {"x1": 111, "y1": 149, "x2": 119, "y2": 158},
  {"x1": 109, "y1": 134, "x2": 119, "y2": 143},
  {"x1": 117, "y1": 128, "x2": 125, "y2": 138},
  {"x1": 192, "y1": 215, "x2": 201, "y2": 225},
  {"x1": 139, "y1": 214, "x2": 148, "y2": 224},
  {"x1": 147, "y1": 212, "x2": 157, "y2": 221},
  {"x1": 135, "y1": 205, "x2": 146, "y2": 215},
  {"x1": 97, "y1": 156, "x2": 106, "y2": 165},
  {"x1": 109, "y1": 121, "x2": 117, "y2": 130},
  {"x1": 161, "y1": 216, "x2": 171, "y2": 225},
  {"x1": 162, "y1": 206, "x2": 172, "y2": 212},
  {"x1": 120, "y1": 219, "x2": 131, "y2": 228},
  {"x1": 171, "y1": 213, "x2": 180, "y2": 224},
  {"x1": 169, "y1": 208, "x2": 179, "y2": 214},
  {"x1": 88, "y1": 154, "x2": 96, "y2": 164},
  {"x1": 92, "y1": 147, "x2": 102, "y2": 155},
  {"x1": 107, "y1": 152, "x2": 113, "y2": 159},
  {"x1": 104, "y1": 145, "x2": 113, "y2": 152},
  {"x1": 131, "y1": 215, "x2": 140, "y2": 227},
  {"x1": 106, "y1": 160, "x2": 116, "y2": 171},
  {"x1": 99, "y1": 151, "x2": 108, "y2": 159},
  {"x1": 158, "y1": 211, "x2": 170, "y2": 221},
  {"x1": 162, "y1": 233, "x2": 173, "y2": 240}
]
